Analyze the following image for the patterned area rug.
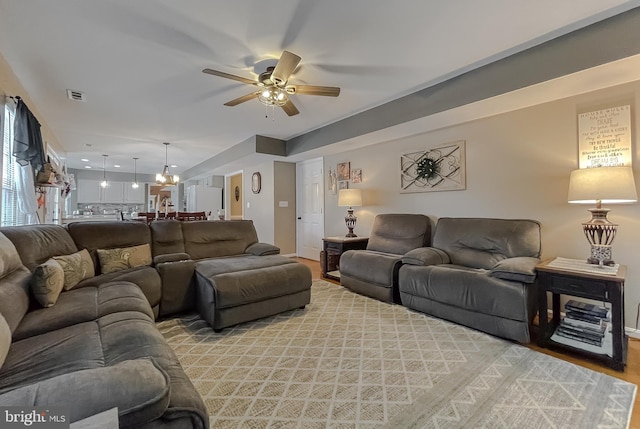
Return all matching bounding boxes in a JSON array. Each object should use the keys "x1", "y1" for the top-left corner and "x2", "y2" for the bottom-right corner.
[{"x1": 156, "y1": 281, "x2": 636, "y2": 428}]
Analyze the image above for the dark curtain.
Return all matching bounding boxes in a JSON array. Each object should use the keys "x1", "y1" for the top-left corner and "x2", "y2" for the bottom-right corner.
[{"x1": 13, "y1": 99, "x2": 46, "y2": 172}]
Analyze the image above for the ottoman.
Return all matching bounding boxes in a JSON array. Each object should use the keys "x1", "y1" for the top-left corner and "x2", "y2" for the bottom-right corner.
[{"x1": 195, "y1": 255, "x2": 312, "y2": 331}]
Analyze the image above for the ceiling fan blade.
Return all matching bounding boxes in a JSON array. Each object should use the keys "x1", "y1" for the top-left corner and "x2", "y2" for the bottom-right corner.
[
  {"x1": 202, "y1": 68, "x2": 257, "y2": 85},
  {"x1": 224, "y1": 92, "x2": 259, "y2": 106},
  {"x1": 288, "y1": 84, "x2": 340, "y2": 97},
  {"x1": 271, "y1": 51, "x2": 301, "y2": 86},
  {"x1": 281, "y1": 99, "x2": 300, "y2": 116}
]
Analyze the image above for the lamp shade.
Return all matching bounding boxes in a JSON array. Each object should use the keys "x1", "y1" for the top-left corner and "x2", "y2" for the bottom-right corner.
[
  {"x1": 338, "y1": 189, "x2": 362, "y2": 207},
  {"x1": 568, "y1": 166, "x2": 637, "y2": 204}
]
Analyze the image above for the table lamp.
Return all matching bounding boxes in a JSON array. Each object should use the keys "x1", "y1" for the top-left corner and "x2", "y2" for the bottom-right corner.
[
  {"x1": 568, "y1": 166, "x2": 637, "y2": 265},
  {"x1": 338, "y1": 189, "x2": 363, "y2": 237}
]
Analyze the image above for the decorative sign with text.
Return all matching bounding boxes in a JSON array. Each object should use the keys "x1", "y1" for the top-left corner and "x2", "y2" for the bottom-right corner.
[{"x1": 578, "y1": 105, "x2": 631, "y2": 168}]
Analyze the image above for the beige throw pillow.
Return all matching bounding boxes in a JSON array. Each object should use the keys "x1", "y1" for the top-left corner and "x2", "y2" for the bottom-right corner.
[
  {"x1": 53, "y1": 249, "x2": 95, "y2": 290},
  {"x1": 0, "y1": 312, "x2": 11, "y2": 369},
  {"x1": 30, "y1": 259, "x2": 65, "y2": 307},
  {"x1": 97, "y1": 244, "x2": 152, "y2": 274}
]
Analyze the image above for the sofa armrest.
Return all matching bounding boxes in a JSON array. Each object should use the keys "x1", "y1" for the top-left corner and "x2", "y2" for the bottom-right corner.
[
  {"x1": 489, "y1": 257, "x2": 540, "y2": 283},
  {"x1": 246, "y1": 242, "x2": 280, "y2": 256},
  {"x1": 155, "y1": 259, "x2": 197, "y2": 316},
  {"x1": 401, "y1": 247, "x2": 450, "y2": 266},
  {"x1": 0, "y1": 358, "x2": 170, "y2": 427},
  {"x1": 153, "y1": 252, "x2": 191, "y2": 265}
]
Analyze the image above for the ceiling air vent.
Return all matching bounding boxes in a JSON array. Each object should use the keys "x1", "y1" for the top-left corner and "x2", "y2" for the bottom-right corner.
[{"x1": 66, "y1": 89, "x2": 86, "y2": 102}]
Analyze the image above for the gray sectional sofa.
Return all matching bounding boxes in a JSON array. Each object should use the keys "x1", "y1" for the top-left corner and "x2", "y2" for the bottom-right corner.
[{"x1": 0, "y1": 220, "x2": 312, "y2": 428}]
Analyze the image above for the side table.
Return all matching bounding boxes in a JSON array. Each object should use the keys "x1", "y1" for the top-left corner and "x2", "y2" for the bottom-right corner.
[
  {"x1": 536, "y1": 257, "x2": 627, "y2": 371},
  {"x1": 322, "y1": 236, "x2": 369, "y2": 281}
]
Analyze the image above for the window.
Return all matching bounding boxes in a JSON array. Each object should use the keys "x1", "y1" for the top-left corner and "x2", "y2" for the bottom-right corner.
[{"x1": 2, "y1": 101, "x2": 26, "y2": 226}]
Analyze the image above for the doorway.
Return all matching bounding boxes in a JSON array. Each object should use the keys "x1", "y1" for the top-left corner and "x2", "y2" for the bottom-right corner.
[
  {"x1": 225, "y1": 171, "x2": 243, "y2": 220},
  {"x1": 296, "y1": 158, "x2": 324, "y2": 260}
]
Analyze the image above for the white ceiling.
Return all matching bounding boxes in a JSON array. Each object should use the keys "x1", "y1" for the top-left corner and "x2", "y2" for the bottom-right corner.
[{"x1": 0, "y1": 0, "x2": 637, "y2": 177}]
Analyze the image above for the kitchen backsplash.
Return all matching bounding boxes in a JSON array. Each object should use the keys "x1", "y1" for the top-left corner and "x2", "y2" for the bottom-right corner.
[{"x1": 75, "y1": 203, "x2": 144, "y2": 215}]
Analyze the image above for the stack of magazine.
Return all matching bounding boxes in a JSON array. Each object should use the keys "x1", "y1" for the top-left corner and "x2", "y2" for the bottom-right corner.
[{"x1": 550, "y1": 299, "x2": 612, "y2": 356}]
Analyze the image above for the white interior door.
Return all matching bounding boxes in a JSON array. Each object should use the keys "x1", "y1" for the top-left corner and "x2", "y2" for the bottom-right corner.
[{"x1": 296, "y1": 158, "x2": 324, "y2": 260}]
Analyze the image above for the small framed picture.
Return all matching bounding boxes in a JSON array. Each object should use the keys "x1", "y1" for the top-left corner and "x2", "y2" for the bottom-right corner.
[
  {"x1": 338, "y1": 181, "x2": 349, "y2": 190},
  {"x1": 337, "y1": 162, "x2": 350, "y2": 181},
  {"x1": 351, "y1": 168, "x2": 362, "y2": 183}
]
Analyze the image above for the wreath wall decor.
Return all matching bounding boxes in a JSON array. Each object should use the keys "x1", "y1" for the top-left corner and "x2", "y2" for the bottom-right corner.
[{"x1": 400, "y1": 140, "x2": 466, "y2": 193}]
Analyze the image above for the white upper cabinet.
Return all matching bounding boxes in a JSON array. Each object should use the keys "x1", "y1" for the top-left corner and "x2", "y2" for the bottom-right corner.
[
  {"x1": 124, "y1": 183, "x2": 145, "y2": 203},
  {"x1": 76, "y1": 179, "x2": 146, "y2": 204}
]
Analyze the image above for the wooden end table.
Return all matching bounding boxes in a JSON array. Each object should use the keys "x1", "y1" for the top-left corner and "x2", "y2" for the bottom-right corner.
[
  {"x1": 536, "y1": 257, "x2": 627, "y2": 371},
  {"x1": 321, "y1": 236, "x2": 369, "y2": 281}
]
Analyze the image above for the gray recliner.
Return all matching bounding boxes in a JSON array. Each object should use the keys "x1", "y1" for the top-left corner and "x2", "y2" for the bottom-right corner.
[
  {"x1": 398, "y1": 217, "x2": 542, "y2": 343},
  {"x1": 339, "y1": 214, "x2": 431, "y2": 303}
]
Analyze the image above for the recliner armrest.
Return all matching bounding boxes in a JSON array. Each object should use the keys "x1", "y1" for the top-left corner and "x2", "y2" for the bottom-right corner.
[
  {"x1": 0, "y1": 358, "x2": 170, "y2": 427},
  {"x1": 489, "y1": 256, "x2": 540, "y2": 283},
  {"x1": 401, "y1": 247, "x2": 450, "y2": 266},
  {"x1": 153, "y1": 252, "x2": 191, "y2": 265},
  {"x1": 246, "y1": 242, "x2": 280, "y2": 256}
]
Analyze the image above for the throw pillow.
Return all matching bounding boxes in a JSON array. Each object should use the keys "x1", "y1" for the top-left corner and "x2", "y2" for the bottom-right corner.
[
  {"x1": 97, "y1": 244, "x2": 152, "y2": 274},
  {"x1": 53, "y1": 249, "x2": 95, "y2": 290},
  {"x1": 30, "y1": 258, "x2": 65, "y2": 307},
  {"x1": 0, "y1": 312, "x2": 10, "y2": 369}
]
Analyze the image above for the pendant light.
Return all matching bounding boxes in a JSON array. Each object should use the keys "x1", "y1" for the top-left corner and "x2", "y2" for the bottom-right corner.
[
  {"x1": 132, "y1": 157, "x2": 139, "y2": 189},
  {"x1": 155, "y1": 142, "x2": 179, "y2": 186},
  {"x1": 100, "y1": 154, "x2": 109, "y2": 188}
]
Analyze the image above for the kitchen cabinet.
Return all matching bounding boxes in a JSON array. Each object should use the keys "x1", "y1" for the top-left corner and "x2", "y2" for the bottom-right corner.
[
  {"x1": 124, "y1": 183, "x2": 145, "y2": 203},
  {"x1": 101, "y1": 182, "x2": 124, "y2": 203},
  {"x1": 76, "y1": 179, "x2": 145, "y2": 204},
  {"x1": 76, "y1": 179, "x2": 102, "y2": 203}
]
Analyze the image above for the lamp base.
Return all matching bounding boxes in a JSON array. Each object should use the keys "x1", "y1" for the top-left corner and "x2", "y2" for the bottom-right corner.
[
  {"x1": 581, "y1": 206, "x2": 618, "y2": 266},
  {"x1": 587, "y1": 244, "x2": 614, "y2": 266},
  {"x1": 344, "y1": 208, "x2": 357, "y2": 238}
]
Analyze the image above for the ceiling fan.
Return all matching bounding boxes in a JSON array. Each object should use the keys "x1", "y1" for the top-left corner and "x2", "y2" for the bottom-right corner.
[{"x1": 203, "y1": 51, "x2": 340, "y2": 116}]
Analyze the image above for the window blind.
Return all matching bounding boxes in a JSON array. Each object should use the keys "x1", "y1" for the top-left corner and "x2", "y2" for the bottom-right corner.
[{"x1": 2, "y1": 103, "x2": 26, "y2": 226}]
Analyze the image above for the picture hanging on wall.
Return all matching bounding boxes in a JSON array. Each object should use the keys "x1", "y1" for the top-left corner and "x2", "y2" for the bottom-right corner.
[
  {"x1": 400, "y1": 140, "x2": 466, "y2": 193},
  {"x1": 351, "y1": 168, "x2": 362, "y2": 183},
  {"x1": 337, "y1": 162, "x2": 350, "y2": 181},
  {"x1": 327, "y1": 169, "x2": 337, "y2": 194},
  {"x1": 338, "y1": 180, "x2": 349, "y2": 190}
]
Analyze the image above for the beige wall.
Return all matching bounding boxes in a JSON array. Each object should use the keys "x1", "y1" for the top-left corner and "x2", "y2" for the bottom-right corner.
[
  {"x1": 229, "y1": 173, "x2": 243, "y2": 218},
  {"x1": 0, "y1": 52, "x2": 64, "y2": 157},
  {"x1": 324, "y1": 79, "x2": 640, "y2": 329},
  {"x1": 244, "y1": 161, "x2": 274, "y2": 245}
]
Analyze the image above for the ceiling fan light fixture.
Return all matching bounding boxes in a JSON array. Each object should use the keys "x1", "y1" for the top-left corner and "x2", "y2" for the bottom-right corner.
[
  {"x1": 156, "y1": 143, "x2": 179, "y2": 186},
  {"x1": 258, "y1": 86, "x2": 288, "y2": 107}
]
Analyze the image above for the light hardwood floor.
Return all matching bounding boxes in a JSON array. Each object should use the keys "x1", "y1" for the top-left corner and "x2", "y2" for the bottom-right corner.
[{"x1": 294, "y1": 257, "x2": 640, "y2": 428}]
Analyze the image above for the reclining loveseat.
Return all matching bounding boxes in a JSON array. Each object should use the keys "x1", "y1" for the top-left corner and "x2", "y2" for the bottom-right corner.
[{"x1": 398, "y1": 217, "x2": 542, "y2": 343}]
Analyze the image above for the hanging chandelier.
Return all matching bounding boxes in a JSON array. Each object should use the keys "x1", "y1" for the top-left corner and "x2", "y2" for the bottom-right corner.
[
  {"x1": 132, "y1": 157, "x2": 139, "y2": 189},
  {"x1": 156, "y1": 142, "x2": 179, "y2": 186}
]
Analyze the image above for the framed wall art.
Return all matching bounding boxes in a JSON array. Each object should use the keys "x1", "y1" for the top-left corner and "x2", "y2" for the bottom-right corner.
[
  {"x1": 338, "y1": 181, "x2": 349, "y2": 190},
  {"x1": 327, "y1": 169, "x2": 337, "y2": 194},
  {"x1": 337, "y1": 162, "x2": 350, "y2": 181},
  {"x1": 400, "y1": 140, "x2": 466, "y2": 193},
  {"x1": 351, "y1": 168, "x2": 362, "y2": 184},
  {"x1": 251, "y1": 172, "x2": 261, "y2": 194},
  {"x1": 578, "y1": 105, "x2": 631, "y2": 168}
]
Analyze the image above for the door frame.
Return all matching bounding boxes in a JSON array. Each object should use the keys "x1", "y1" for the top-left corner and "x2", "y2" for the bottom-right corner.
[{"x1": 296, "y1": 157, "x2": 325, "y2": 259}]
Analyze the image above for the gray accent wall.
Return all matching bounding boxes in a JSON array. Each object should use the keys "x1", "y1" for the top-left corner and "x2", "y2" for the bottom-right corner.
[{"x1": 286, "y1": 7, "x2": 640, "y2": 156}]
